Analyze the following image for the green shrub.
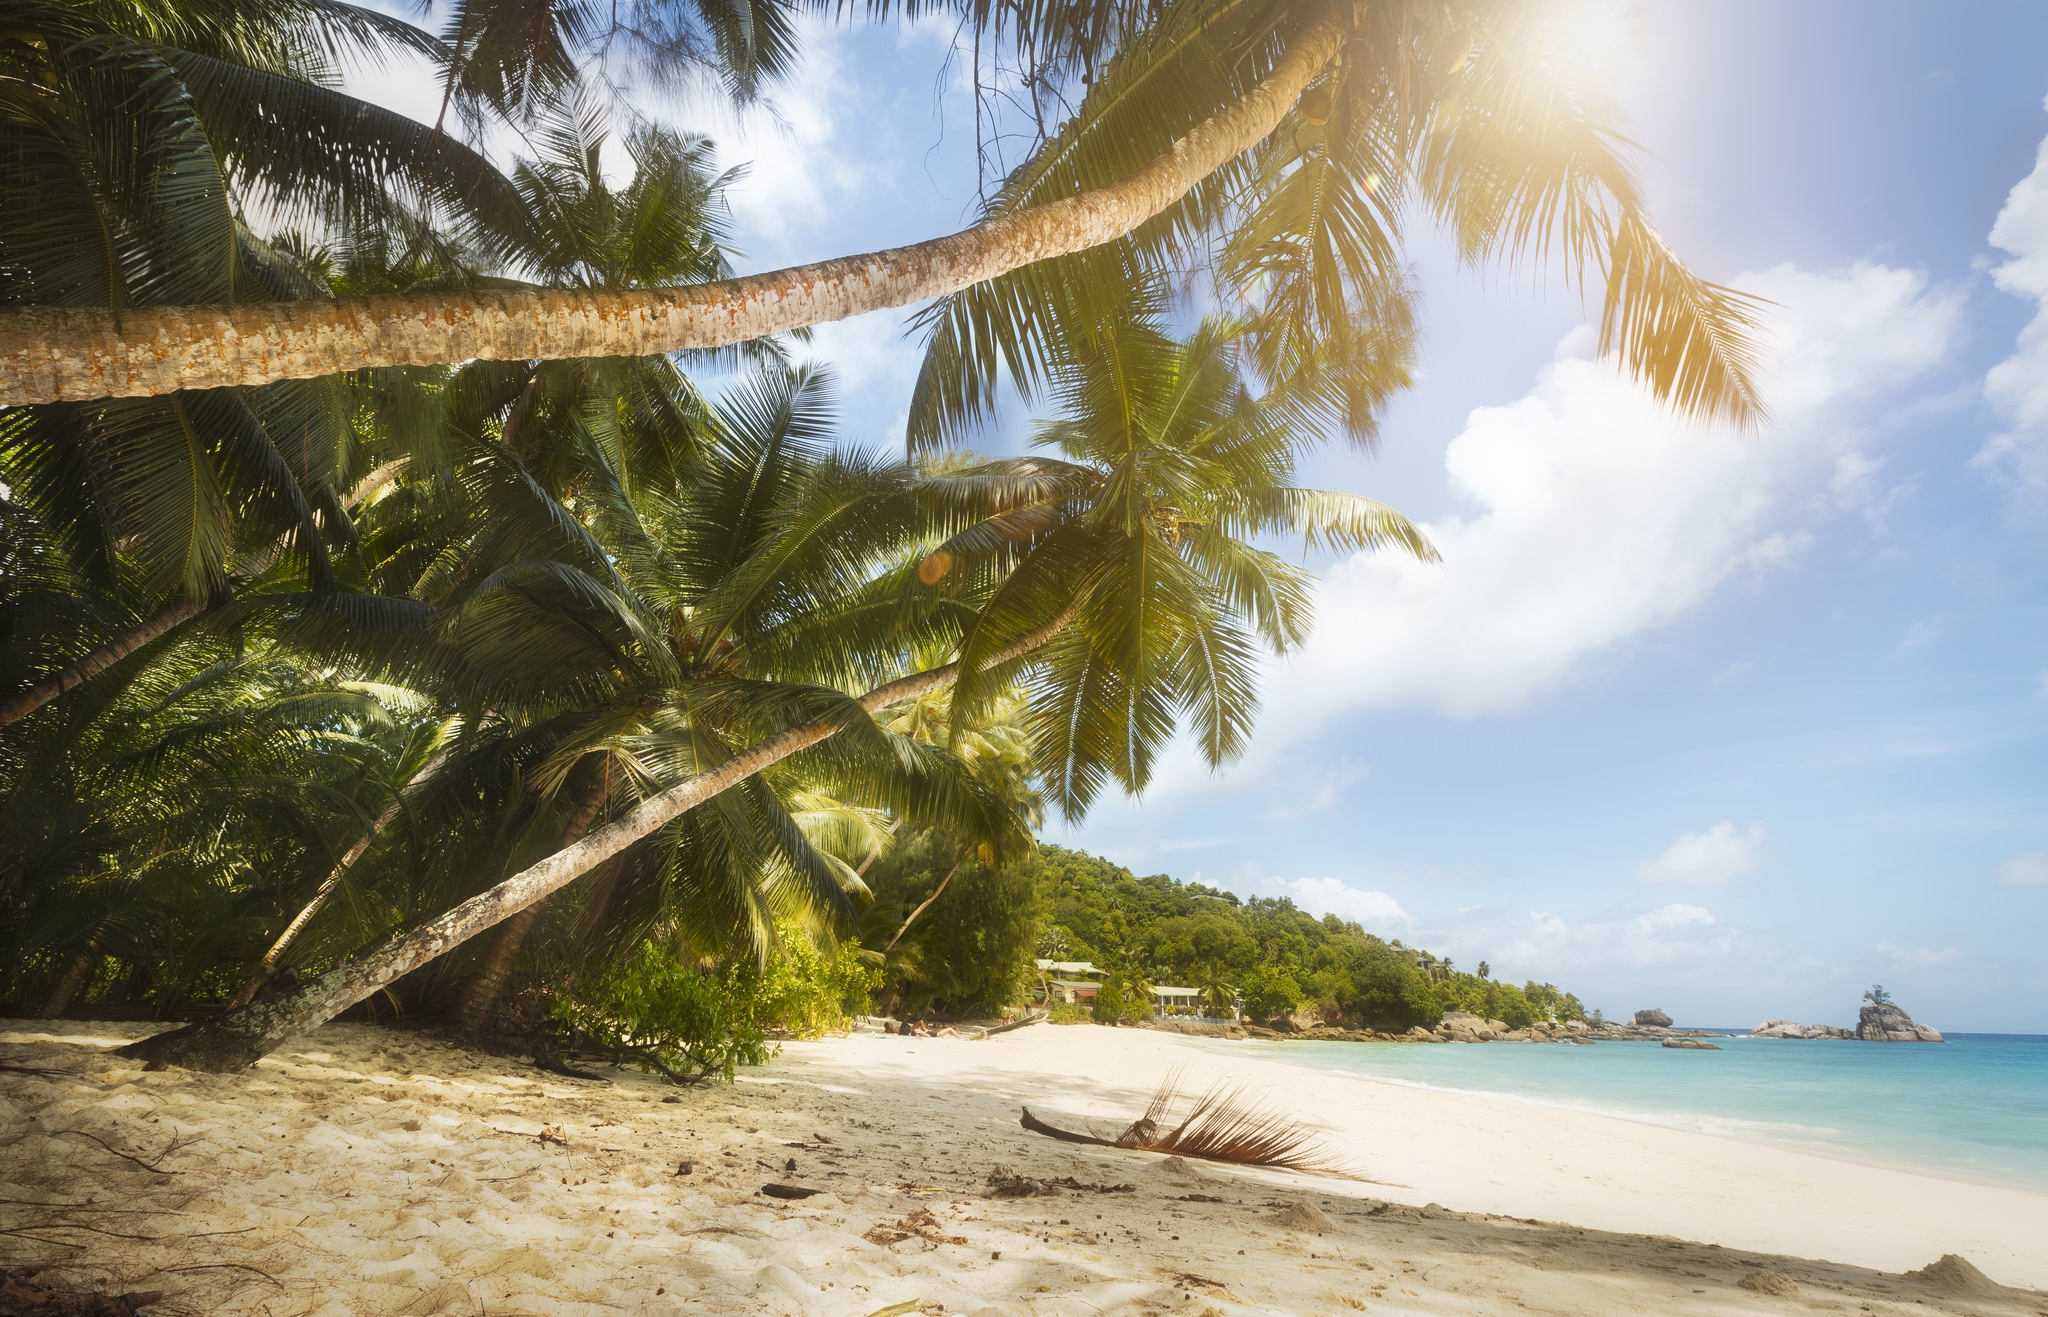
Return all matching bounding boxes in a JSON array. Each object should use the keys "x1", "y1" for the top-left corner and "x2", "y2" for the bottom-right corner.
[
  {"x1": 554, "y1": 928, "x2": 880, "y2": 1083},
  {"x1": 1047, "y1": 1001, "x2": 1091, "y2": 1025},
  {"x1": 553, "y1": 940, "x2": 769, "y2": 1082},
  {"x1": 754, "y1": 930, "x2": 882, "y2": 1037},
  {"x1": 1239, "y1": 966, "x2": 1303, "y2": 1023},
  {"x1": 1090, "y1": 979, "x2": 1150, "y2": 1025}
]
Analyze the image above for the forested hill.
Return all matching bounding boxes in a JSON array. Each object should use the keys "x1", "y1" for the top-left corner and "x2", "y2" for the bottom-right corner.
[{"x1": 1028, "y1": 846, "x2": 1588, "y2": 1031}]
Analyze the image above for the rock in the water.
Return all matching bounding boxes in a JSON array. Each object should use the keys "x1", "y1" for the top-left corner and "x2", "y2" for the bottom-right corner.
[
  {"x1": 1662, "y1": 1039, "x2": 1721, "y2": 1050},
  {"x1": 1752, "y1": 1019, "x2": 1856, "y2": 1040},
  {"x1": 1633, "y1": 1008, "x2": 1673, "y2": 1028},
  {"x1": 1737, "y1": 1269, "x2": 1799, "y2": 1296},
  {"x1": 1905, "y1": 1254, "x2": 2001, "y2": 1294},
  {"x1": 1859, "y1": 1003, "x2": 1943, "y2": 1042}
]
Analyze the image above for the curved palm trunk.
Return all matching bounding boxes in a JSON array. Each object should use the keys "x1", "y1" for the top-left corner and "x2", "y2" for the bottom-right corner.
[
  {"x1": 0, "y1": 459, "x2": 408, "y2": 728},
  {"x1": 227, "y1": 730, "x2": 452, "y2": 1009},
  {"x1": 116, "y1": 612, "x2": 1072, "y2": 1071},
  {"x1": 883, "y1": 855, "x2": 964, "y2": 953},
  {"x1": 0, "y1": 21, "x2": 1343, "y2": 406},
  {"x1": 452, "y1": 779, "x2": 611, "y2": 1032},
  {"x1": 39, "y1": 936, "x2": 104, "y2": 1019},
  {"x1": 0, "y1": 601, "x2": 204, "y2": 728}
]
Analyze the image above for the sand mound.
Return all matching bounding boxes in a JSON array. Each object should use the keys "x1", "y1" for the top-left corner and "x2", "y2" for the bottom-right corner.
[
  {"x1": 1156, "y1": 1155, "x2": 1207, "y2": 1180},
  {"x1": 1268, "y1": 1202, "x2": 1335, "y2": 1233},
  {"x1": 1905, "y1": 1254, "x2": 2002, "y2": 1294},
  {"x1": 1737, "y1": 1269, "x2": 1799, "y2": 1296}
]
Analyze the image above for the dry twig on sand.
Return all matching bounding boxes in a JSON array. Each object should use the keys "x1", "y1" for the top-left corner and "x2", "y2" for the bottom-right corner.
[{"x1": 1020, "y1": 1070, "x2": 1353, "y2": 1176}]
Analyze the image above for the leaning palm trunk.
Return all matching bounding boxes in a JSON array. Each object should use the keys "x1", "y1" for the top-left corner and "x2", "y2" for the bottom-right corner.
[
  {"x1": 883, "y1": 855, "x2": 964, "y2": 953},
  {"x1": 116, "y1": 614, "x2": 1072, "y2": 1071},
  {"x1": 0, "y1": 22, "x2": 1343, "y2": 405},
  {"x1": 452, "y1": 779, "x2": 611, "y2": 1032},
  {"x1": 227, "y1": 731, "x2": 454, "y2": 1010},
  {"x1": 0, "y1": 460, "x2": 408, "y2": 728},
  {"x1": 0, "y1": 602, "x2": 204, "y2": 727},
  {"x1": 38, "y1": 933, "x2": 105, "y2": 1019}
]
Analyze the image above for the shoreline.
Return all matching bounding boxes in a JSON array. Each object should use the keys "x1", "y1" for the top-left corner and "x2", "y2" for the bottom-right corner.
[
  {"x1": 3, "y1": 1019, "x2": 2044, "y2": 1315},
  {"x1": 1229, "y1": 1033, "x2": 2048, "y2": 1198}
]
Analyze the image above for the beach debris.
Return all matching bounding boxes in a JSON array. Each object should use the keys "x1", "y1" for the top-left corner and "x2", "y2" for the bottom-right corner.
[
  {"x1": 758, "y1": 1184, "x2": 822, "y2": 1200},
  {"x1": 0, "y1": 1269, "x2": 161, "y2": 1314},
  {"x1": 862, "y1": 1302, "x2": 920, "y2": 1317},
  {"x1": 1904, "y1": 1254, "x2": 2002, "y2": 1295},
  {"x1": 863, "y1": 1208, "x2": 966, "y2": 1249},
  {"x1": 1019, "y1": 1071, "x2": 1353, "y2": 1176},
  {"x1": 984, "y1": 1169, "x2": 1134, "y2": 1198},
  {"x1": 674, "y1": 1160, "x2": 694, "y2": 1176},
  {"x1": 1736, "y1": 1269, "x2": 1798, "y2": 1296},
  {"x1": 536, "y1": 1125, "x2": 569, "y2": 1147},
  {"x1": 980, "y1": 1012, "x2": 1046, "y2": 1038},
  {"x1": 1269, "y1": 1202, "x2": 1335, "y2": 1233}
]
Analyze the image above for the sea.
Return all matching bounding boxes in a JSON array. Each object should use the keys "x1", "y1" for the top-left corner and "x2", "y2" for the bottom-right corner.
[{"x1": 1250, "y1": 1031, "x2": 2048, "y2": 1191}]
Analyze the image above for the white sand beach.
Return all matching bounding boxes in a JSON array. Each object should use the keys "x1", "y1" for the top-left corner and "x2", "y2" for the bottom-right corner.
[{"x1": 2, "y1": 1019, "x2": 2044, "y2": 1315}]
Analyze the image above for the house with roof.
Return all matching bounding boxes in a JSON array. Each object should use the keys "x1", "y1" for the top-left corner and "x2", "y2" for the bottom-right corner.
[{"x1": 1034, "y1": 959, "x2": 1105, "y2": 1006}]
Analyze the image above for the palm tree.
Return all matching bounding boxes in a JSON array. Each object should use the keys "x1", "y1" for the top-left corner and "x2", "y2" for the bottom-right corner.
[
  {"x1": 1, "y1": 640, "x2": 394, "y2": 1017},
  {"x1": 1191, "y1": 961, "x2": 1235, "y2": 1018},
  {"x1": 5, "y1": 0, "x2": 1762, "y2": 439},
  {"x1": 0, "y1": 0, "x2": 539, "y2": 727},
  {"x1": 118, "y1": 307, "x2": 1431, "y2": 1068}
]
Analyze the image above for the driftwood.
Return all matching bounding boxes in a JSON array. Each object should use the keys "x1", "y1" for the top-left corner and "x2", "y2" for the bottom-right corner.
[
  {"x1": 0, "y1": 1269, "x2": 160, "y2": 1314},
  {"x1": 1019, "y1": 1071, "x2": 1352, "y2": 1176},
  {"x1": 978, "y1": 1012, "x2": 1045, "y2": 1038}
]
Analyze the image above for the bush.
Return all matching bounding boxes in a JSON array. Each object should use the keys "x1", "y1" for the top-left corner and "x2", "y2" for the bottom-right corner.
[
  {"x1": 1047, "y1": 1001, "x2": 1091, "y2": 1025},
  {"x1": 553, "y1": 940, "x2": 768, "y2": 1082},
  {"x1": 1239, "y1": 966, "x2": 1303, "y2": 1023},
  {"x1": 1090, "y1": 979, "x2": 1150, "y2": 1025},
  {"x1": 753, "y1": 931, "x2": 882, "y2": 1037},
  {"x1": 554, "y1": 928, "x2": 880, "y2": 1083}
]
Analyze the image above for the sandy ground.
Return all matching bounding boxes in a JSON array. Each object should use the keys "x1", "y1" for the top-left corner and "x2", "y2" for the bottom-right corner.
[{"x1": 1, "y1": 1020, "x2": 2045, "y2": 1317}]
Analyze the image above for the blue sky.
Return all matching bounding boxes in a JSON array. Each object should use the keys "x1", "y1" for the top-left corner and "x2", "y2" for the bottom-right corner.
[{"x1": 355, "y1": 3, "x2": 2048, "y2": 1030}]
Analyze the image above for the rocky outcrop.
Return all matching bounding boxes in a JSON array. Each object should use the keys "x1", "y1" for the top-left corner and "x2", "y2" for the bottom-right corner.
[
  {"x1": 1141, "y1": 1018, "x2": 1248, "y2": 1039},
  {"x1": 1661, "y1": 1038, "x2": 1721, "y2": 1050},
  {"x1": 1633, "y1": 1008, "x2": 1673, "y2": 1028},
  {"x1": 1750, "y1": 1005, "x2": 1942, "y2": 1042},
  {"x1": 1858, "y1": 1003, "x2": 1943, "y2": 1043},
  {"x1": 1436, "y1": 1011, "x2": 1514, "y2": 1043},
  {"x1": 1752, "y1": 1019, "x2": 1856, "y2": 1040}
]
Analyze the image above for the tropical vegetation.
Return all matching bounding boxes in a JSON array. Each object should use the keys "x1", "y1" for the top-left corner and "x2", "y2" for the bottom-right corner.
[{"x1": 2, "y1": 0, "x2": 1744, "y2": 1074}]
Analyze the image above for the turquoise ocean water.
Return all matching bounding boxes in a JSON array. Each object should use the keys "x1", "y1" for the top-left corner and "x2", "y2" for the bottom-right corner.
[{"x1": 1247, "y1": 1032, "x2": 2048, "y2": 1191}]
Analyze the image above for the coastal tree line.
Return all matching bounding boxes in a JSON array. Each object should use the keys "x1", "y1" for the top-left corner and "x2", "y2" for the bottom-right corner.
[{"x1": 2, "y1": 0, "x2": 1744, "y2": 1075}]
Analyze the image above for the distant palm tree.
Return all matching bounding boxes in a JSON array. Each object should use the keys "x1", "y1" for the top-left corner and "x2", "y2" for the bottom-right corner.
[{"x1": 1195, "y1": 961, "x2": 1235, "y2": 1018}]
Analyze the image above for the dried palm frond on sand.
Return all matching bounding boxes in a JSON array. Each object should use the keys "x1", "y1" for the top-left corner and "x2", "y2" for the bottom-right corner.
[{"x1": 1020, "y1": 1071, "x2": 1356, "y2": 1177}]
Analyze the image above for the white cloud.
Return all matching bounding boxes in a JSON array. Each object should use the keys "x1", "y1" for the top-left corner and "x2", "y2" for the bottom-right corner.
[
  {"x1": 1982, "y1": 99, "x2": 2048, "y2": 496},
  {"x1": 1639, "y1": 822, "x2": 1766, "y2": 887},
  {"x1": 1250, "y1": 262, "x2": 1960, "y2": 732},
  {"x1": 1875, "y1": 942, "x2": 1965, "y2": 970},
  {"x1": 1435, "y1": 902, "x2": 1740, "y2": 979},
  {"x1": 1256, "y1": 877, "x2": 1414, "y2": 932},
  {"x1": 1996, "y1": 850, "x2": 2048, "y2": 890}
]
